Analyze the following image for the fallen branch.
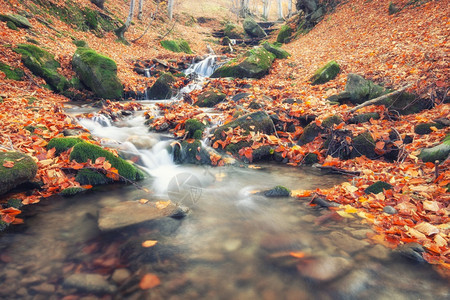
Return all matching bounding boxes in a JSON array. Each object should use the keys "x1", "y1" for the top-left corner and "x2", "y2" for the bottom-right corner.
[{"x1": 349, "y1": 84, "x2": 412, "y2": 113}]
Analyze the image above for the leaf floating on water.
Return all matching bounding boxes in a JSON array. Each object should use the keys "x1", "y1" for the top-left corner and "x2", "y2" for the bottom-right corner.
[
  {"x1": 142, "y1": 240, "x2": 158, "y2": 248},
  {"x1": 139, "y1": 198, "x2": 149, "y2": 204},
  {"x1": 156, "y1": 200, "x2": 171, "y2": 209},
  {"x1": 139, "y1": 273, "x2": 161, "y2": 290}
]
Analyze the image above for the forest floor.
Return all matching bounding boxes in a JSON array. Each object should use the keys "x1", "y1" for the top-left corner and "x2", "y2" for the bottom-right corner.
[{"x1": 0, "y1": 0, "x2": 449, "y2": 276}]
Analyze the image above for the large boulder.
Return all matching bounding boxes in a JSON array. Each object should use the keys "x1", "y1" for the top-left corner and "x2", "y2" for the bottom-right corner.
[
  {"x1": 352, "y1": 131, "x2": 377, "y2": 159},
  {"x1": 14, "y1": 44, "x2": 69, "y2": 93},
  {"x1": 297, "y1": 115, "x2": 342, "y2": 145},
  {"x1": 147, "y1": 72, "x2": 176, "y2": 99},
  {"x1": 0, "y1": 62, "x2": 24, "y2": 81},
  {"x1": 418, "y1": 135, "x2": 450, "y2": 163},
  {"x1": 243, "y1": 18, "x2": 267, "y2": 38},
  {"x1": 262, "y1": 42, "x2": 290, "y2": 59},
  {"x1": 211, "y1": 47, "x2": 275, "y2": 79},
  {"x1": 194, "y1": 89, "x2": 226, "y2": 107},
  {"x1": 223, "y1": 22, "x2": 244, "y2": 39},
  {"x1": 160, "y1": 39, "x2": 192, "y2": 54},
  {"x1": 310, "y1": 60, "x2": 340, "y2": 85},
  {"x1": 0, "y1": 14, "x2": 32, "y2": 28},
  {"x1": 277, "y1": 25, "x2": 293, "y2": 43},
  {"x1": 72, "y1": 47, "x2": 123, "y2": 99},
  {"x1": 0, "y1": 152, "x2": 37, "y2": 195}
]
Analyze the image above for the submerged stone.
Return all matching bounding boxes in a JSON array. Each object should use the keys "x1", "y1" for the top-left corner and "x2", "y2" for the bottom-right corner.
[
  {"x1": 264, "y1": 185, "x2": 291, "y2": 197},
  {"x1": 0, "y1": 152, "x2": 37, "y2": 195},
  {"x1": 297, "y1": 256, "x2": 353, "y2": 282},
  {"x1": 63, "y1": 273, "x2": 116, "y2": 294}
]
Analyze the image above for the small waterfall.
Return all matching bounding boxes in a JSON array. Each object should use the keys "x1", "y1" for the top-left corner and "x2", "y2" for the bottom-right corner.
[
  {"x1": 185, "y1": 55, "x2": 218, "y2": 78},
  {"x1": 144, "y1": 68, "x2": 151, "y2": 100},
  {"x1": 91, "y1": 114, "x2": 111, "y2": 127}
]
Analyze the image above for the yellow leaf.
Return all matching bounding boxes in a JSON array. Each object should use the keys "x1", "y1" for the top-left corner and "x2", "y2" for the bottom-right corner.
[
  {"x1": 336, "y1": 211, "x2": 355, "y2": 218},
  {"x1": 156, "y1": 200, "x2": 171, "y2": 209},
  {"x1": 142, "y1": 240, "x2": 158, "y2": 248},
  {"x1": 344, "y1": 205, "x2": 358, "y2": 213},
  {"x1": 139, "y1": 198, "x2": 149, "y2": 204}
]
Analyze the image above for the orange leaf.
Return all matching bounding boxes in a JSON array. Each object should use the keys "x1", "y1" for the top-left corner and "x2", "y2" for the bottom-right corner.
[
  {"x1": 95, "y1": 157, "x2": 106, "y2": 164},
  {"x1": 142, "y1": 240, "x2": 158, "y2": 248},
  {"x1": 289, "y1": 251, "x2": 306, "y2": 258},
  {"x1": 139, "y1": 273, "x2": 161, "y2": 290},
  {"x1": 3, "y1": 161, "x2": 14, "y2": 168}
]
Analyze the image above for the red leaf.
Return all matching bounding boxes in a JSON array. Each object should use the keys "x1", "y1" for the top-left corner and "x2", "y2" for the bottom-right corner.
[
  {"x1": 3, "y1": 161, "x2": 14, "y2": 168},
  {"x1": 139, "y1": 273, "x2": 161, "y2": 290}
]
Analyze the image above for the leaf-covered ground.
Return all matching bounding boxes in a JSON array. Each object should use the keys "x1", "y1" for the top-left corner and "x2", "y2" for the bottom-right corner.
[{"x1": 0, "y1": 0, "x2": 449, "y2": 276}]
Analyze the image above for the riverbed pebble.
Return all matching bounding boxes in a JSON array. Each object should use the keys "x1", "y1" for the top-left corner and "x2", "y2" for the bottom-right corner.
[
  {"x1": 330, "y1": 231, "x2": 369, "y2": 254},
  {"x1": 297, "y1": 256, "x2": 353, "y2": 282},
  {"x1": 63, "y1": 273, "x2": 117, "y2": 294},
  {"x1": 111, "y1": 268, "x2": 131, "y2": 284}
]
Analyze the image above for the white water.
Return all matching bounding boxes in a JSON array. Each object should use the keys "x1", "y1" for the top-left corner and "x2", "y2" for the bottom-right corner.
[{"x1": 185, "y1": 55, "x2": 218, "y2": 78}]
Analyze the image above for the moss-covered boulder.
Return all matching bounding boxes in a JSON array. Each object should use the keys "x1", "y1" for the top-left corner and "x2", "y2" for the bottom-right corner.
[
  {"x1": 194, "y1": 89, "x2": 226, "y2": 107},
  {"x1": 69, "y1": 142, "x2": 144, "y2": 181},
  {"x1": 75, "y1": 168, "x2": 112, "y2": 186},
  {"x1": 243, "y1": 18, "x2": 267, "y2": 38},
  {"x1": 0, "y1": 62, "x2": 24, "y2": 80},
  {"x1": 185, "y1": 119, "x2": 206, "y2": 139},
  {"x1": 297, "y1": 115, "x2": 341, "y2": 145},
  {"x1": 60, "y1": 187, "x2": 87, "y2": 197},
  {"x1": 345, "y1": 73, "x2": 386, "y2": 104},
  {"x1": 262, "y1": 42, "x2": 290, "y2": 59},
  {"x1": 304, "y1": 153, "x2": 319, "y2": 164},
  {"x1": 264, "y1": 185, "x2": 291, "y2": 197},
  {"x1": 160, "y1": 39, "x2": 193, "y2": 54},
  {"x1": 224, "y1": 22, "x2": 244, "y2": 39},
  {"x1": 352, "y1": 131, "x2": 377, "y2": 159},
  {"x1": 47, "y1": 137, "x2": 84, "y2": 155},
  {"x1": 7, "y1": 21, "x2": 18, "y2": 30},
  {"x1": 211, "y1": 47, "x2": 275, "y2": 79},
  {"x1": 348, "y1": 113, "x2": 380, "y2": 124},
  {"x1": 0, "y1": 14, "x2": 32, "y2": 28},
  {"x1": 418, "y1": 135, "x2": 450, "y2": 163},
  {"x1": 0, "y1": 152, "x2": 37, "y2": 195},
  {"x1": 72, "y1": 47, "x2": 123, "y2": 99},
  {"x1": 365, "y1": 181, "x2": 392, "y2": 194},
  {"x1": 14, "y1": 44, "x2": 69, "y2": 93},
  {"x1": 213, "y1": 111, "x2": 275, "y2": 142},
  {"x1": 172, "y1": 140, "x2": 211, "y2": 165},
  {"x1": 322, "y1": 115, "x2": 343, "y2": 128},
  {"x1": 147, "y1": 72, "x2": 176, "y2": 100},
  {"x1": 310, "y1": 61, "x2": 340, "y2": 85},
  {"x1": 277, "y1": 25, "x2": 293, "y2": 43},
  {"x1": 414, "y1": 122, "x2": 445, "y2": 135}
]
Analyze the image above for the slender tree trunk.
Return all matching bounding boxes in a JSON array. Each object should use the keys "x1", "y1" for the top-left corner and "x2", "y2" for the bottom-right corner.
[
  {"x1": 277, "y1": 0, "x2": 284, "y2": 20},
  {"x1": 138, "y1": 0, "x2": 144, "y2": 20},
  {"x1": 115, "y1": 0, "x2": 135, "y2": 41},
  {"x1": 287, "y1": 0, "x2": 292, "y2": 18},
  {"x1": 262, "y1": 0, "x2": 270, "y2": 19},
  {"x1": 168, "y1": 0, "x2": 174, "y2": 20}
]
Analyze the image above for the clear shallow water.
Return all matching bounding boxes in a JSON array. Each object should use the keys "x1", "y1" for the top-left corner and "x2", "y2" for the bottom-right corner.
[{"x1": 0, "y1": 112, "x2": 448, "y2": 300}]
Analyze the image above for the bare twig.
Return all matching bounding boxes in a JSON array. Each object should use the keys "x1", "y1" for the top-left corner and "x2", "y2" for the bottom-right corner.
[
  {"x1": 349, "y1": 84, "x2": 412, "y2": 113},
  {"x1": 131, "y1": 2, "x2": 160, "y2": 43},
  {"x1": 159, "y1": 18, "x2": 177, "y2": 41}
]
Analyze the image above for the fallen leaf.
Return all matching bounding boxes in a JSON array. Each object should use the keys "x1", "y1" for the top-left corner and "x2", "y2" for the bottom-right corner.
[
  {"x1": 142, "y1": 240, "x2": 158, "y2": 248},
  {"x1": 139, "y1": 273, "x2": 161, "y2": 290},
  {"x1": 414, "y1": 222, "x2": 439, "y2": 236},
  {"x1": 289, "y1": 251, "x2": 306, "y2": 258},
  {"x1": 3, "y1": 161, "x2": 14, "y2": 168},
  {"x1": 155, "y1": 200, "x2": 171, "y2": 209}
]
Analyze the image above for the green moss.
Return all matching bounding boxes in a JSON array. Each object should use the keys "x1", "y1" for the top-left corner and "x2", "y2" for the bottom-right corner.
[
  {"x1": 388, "y1": 2, "x2": 400, "y2": 14},
  {"x1": 345, "y1": 74, "x2": 386, "y2": 105},
  {"x1": 185, "y1": 119, "x2": 206, "y2": 139},
  {"x1": 14, "y1": 44, "x2": 69, "y2": 93},
  {"x1": 160, "y1": 39, "x2": 192, "y2": 54},
  {"x1": 298, "y1": 123, "x2": 323, "y2": 145},
  {"x1": 262, "y1": 42, "x2": 290, "y2": 59},
  {"x1": 414, "y1": 123, "x2": 444, "y2": 135},
  {"x1": 194, "y1": 89, "x2": 226, "y2": 107},
  {"x1": 69, "y1": 142, "x2": 144, "y2": 181},
  {"x1": 277, "y1": 25, "x2": 293, "y2": 43},
  {"x1": 311, "y1": 60, "x2": 340, "y2": 85},
  {"x1": 0, "y1": 62, "x2": 24, "y2": 80},
  {"x1": 0, "y1": 152, "x2": 38, "y2": 195},
  {"x1": 264, "y1": 185, "x2": 291, "y2": 197},
  {"x1": 47, "y1": 137, "x2": 84, "y2": 155},
  {"x1": 83, "y1": 8, "x2": 98, "y2": 29},
  {"x1": 72, "y1": 47, "x2": 123, "y2": 99},
  {"x1": 0, "y1": 220, "x2": 8, "y2": 232},
  {"x1": 60, "y1": 187, "x2": 86, "y2": 197},
  {"x1": 73, "y1": 39, "x2": 88, "y2": 48},
  {"x1": 6, "y1": 20, "x2": 18, "y2": 30},
  {"x1": 224, "y1": 22, "x2": 243, "y2": 39},
  {"x1": 7, "y1": 198, "x2": 23, "y2": 209},
  {"x1": 322, "y1": 115, "x2": 343, "y2": 128},
  {"x1": 75, "y1": 168, "x2": 112, "y2": 186},
  {"x1": 303, "y1": 153, "x2": 319, "y2": 164},
  {"x1": 26, "y1": 38, "x2": 40, "y2": 45},
  {"x1": 418, "y1": 135, "x2": 450, "y2": 163},
  {"x1": 147, "y1": 72, "x2": 176, "y2": 99},
  {"x1": 0, "y1": 14, "x2": 32, "y2": 28},
  {"x1": 365, "y1": 181, "x2": 392, "y2": 194},
  {"x1": 348, "y1": 113, "x2": 380, "y2": 124},
  {"x1": 352, "y1": 131, "x2": 376, "y2": 159}
]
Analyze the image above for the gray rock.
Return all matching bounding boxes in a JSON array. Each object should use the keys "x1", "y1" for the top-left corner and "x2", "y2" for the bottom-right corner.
[
  {"x1": 394, "y1": 242, "x2": 426, "y2": 263},
  {"x1": 330, "y1": 269, "x2": 371, "y2": 298},
  {"x1": 147, "y1": 72, "x2": 176, "y2": 100},
  {"x1": 111, "y1": 268, "x2": 131, "y2": 284},
  {"x1": 98, "y1": 200, "x2": 179, "y2": 231},
  {"x1": 63, "y1": 273, "x2": 117, "y2": 294},
  {"x1": 243, "y1": 18, "x2": 267, "y2": 38},
  {"x1": 383, "y1": 205, "x2": 398, "y2": 215},
  {"x1": 297, "y1": 256, "x2": 352, "y2": 282},
  {"x1": 0, "y1": 151, "x2": 38, "y2": 195},
  {"x1": 0, "y1": 14, "x2": 32, "y2": 28},
  {"x1": 349, "y1": 229, "x2": 373, "y2": 239},
  {"x1": 367, "y1": 244, "x2": 390, "y2": 260},
  {"x1": 30, "y1": 283, "x2": 55, "y2": 294},
  {"x1": 330, "y1": 231, "x2": 369, "y2": 254}
]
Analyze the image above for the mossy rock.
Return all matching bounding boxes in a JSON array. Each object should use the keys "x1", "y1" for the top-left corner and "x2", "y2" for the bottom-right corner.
[
  {"x1": 60, "y1": 187, "x2": 87, "y2": 197},
  {"x1": 382, "y1": 92, "x2": 431, "y2": 115},
  {"x1": 223, "y1": 22, "x2": 244, "y2": 39},
  {"x1": 388, "y1": 2, "x2": 400, "y2": 15},
  {"x1": 185, "y1": 119, "x2": 206, "y2": 139},
  {"x1": 0, "y1": 61, "x2": 24, "y2": 80},
  {"x1": 344, "y1": 73, "x2": 386, "y2": 105},
  {"x1": 352, "y1": 131, "x2": 377, "y2": 159},
  {"x1": 418, "y1": 135, "x2": 450, "y2": 163},
  {"x1": 264, "y1": 185, "x2": 291, "y2": 197},
  {"x1": 147, "y1": 72, "x2": 176, "y2": 100},
  {"x1": 297, "y1": 123, "x2": 323, "y2": 146},
  {"x1": 277, "y1": 25, "x2": 293, "y2": 43},
  {"x1": 7, "y1": 198, "x2": 24, "y2": 209},
  {"x1": 47, "y1": 137, "x2": 84, "y2": 155},
  {"x1": 212, "y1": 111, "x2": 275, "y2": 142},
  {"x1": 75, "y1": 168, "x2": 112, "y2": 186},
  {"x1": 6, "y1": 20, "x2": 18, "y2": 30},
  {"x1": 414, "y1": 123, "x2": 444, "y2": 135},
  {"x1": 172, "y1": 140, "x2": 211, "y2": 165},
  {"x1": 243, "y1": 17, "x2": 266, "y2": 38},
  {"x1": 0, "y1": 152, "x2": 38, "y2": 195},
  {"x1": 69, "y1": 142, "x2": 145, "y2": 181},
  {"x1": 348, "y1": 113, "x2": 380, "y2": 124},
  {"x1": 322, "y1": 115, "x2": 343, "y2": 128},
  {"x1": 304, "y1": 152, "x2": 319, "y2": 164},
  {"x1": 160, "y1": 39, "x2": 193, "y2": 54},
  {"x1": 211, "y1": 47, "x2": 275, "y2": 79},
  {"x1": 14, "y1": 44, "x2": 69, "y2": 93},
  {"x1": 311, "y1": 61, "x2": 340, "y2": 85},
  {"x1": 0, "y1": 14, "x2": 32, "y2": 28},
  {"x1": 72, "y1": 47, "x2": 123, "y2": 99},
  {"x1": 365, "y1": 181, "x2": 393, "y2": 194},
  {"x1": 73, "y1": 39, "x2": 88, "y2": 48},
  {"x1": 262, "y1": 42, "x2": 290, "y2": 59},
  {"x1": 194, "y1": 89, "x2": 226, "y2": 107}
]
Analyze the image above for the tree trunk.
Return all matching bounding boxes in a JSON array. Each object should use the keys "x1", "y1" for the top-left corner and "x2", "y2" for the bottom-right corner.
[
  {"x1": 138, "y1": 0, "x2": 144, "y2": 20},
  {"x1": 168, "y1": 0, "x2": 174, "y2": 20},
  {"x1": 262, "y1": 0, "x2": 270, "y2": 19},
  {"x1": 115, "y1": 0, "x2": 135, "y2": 42},
  {"x1": 277, "y1": 0, "x2": 284, "y2": 20},
  {"x1": 90, "y1": 0, "x2": 105, "y2": 9},
  {"x1": 287, "y1": 0, "x2": 293, "y2": 18}
]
